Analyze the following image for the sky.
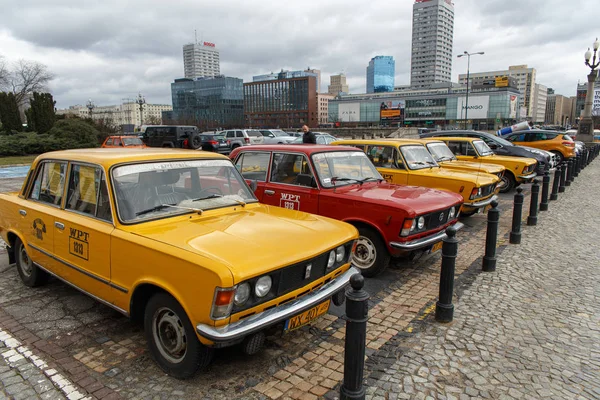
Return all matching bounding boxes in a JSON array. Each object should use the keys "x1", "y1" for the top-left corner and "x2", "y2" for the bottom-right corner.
[{"x1": 0, "y1": 0, "x2": 598, "y2": 109}]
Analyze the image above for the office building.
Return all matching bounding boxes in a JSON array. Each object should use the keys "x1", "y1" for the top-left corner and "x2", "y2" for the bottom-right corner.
[
  {"x1": 459, "y1": 65, "x2": 537, "y2": 118},
  {"x1": 367, "y1": 56, "x2": 395, "y2": 93},
  {"x1": 328, "y1": 74, "x2": 350, "y2": 96},
  {"x1": 244, "y1": 76, "x2": 318, "y2": 128},
  {"x1": 182, "y1": 41, "x2": 220, "y2": 79},
  {"x1": 545, "y1": 90, "x2": 574, "y2": 126},
  {"x1": 317, "y1": 93, "x2": 334, "y2": 125},
  {"x1": 410, "y1": 0, "x2": 455, "y2": 88},
  {"x1": 253, "y1": 69, "x2": 320, "y2": 93},
  {"x1": 170, "y1": 76, "x2": 244, "y2": 130},
  {"x1": 531, "y1": 83, "x2": 547, "y2": 124}
]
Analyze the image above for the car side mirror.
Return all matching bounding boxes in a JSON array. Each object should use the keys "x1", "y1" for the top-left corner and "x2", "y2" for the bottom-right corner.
[
  {"x1": 296, "y1": 174, "x2": 317, "y2": 188},
  {"x1": 247, "y1": 179, "x2": 258, "y2": 192}
]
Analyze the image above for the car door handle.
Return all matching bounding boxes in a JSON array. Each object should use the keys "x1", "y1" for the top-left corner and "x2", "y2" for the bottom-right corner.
[
  {"x1": 264, "y1": 190, "x2": 275, "y2": 195},
  {"x1": 54, "y1": 222, "x2": 65, "y2": 230},
  {"x1": 18, "y1": 209, "x2": 27, "y2": 216}
]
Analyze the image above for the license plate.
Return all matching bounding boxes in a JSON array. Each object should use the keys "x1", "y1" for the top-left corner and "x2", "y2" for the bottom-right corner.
[
  {"x1": 284, "y1": 300, "x2": 330, "y2": 332},
  {"x1": 484, "y1": 204, "x2": 492, "y2": 213},
  {"x1": 431, "y1": 241, "x2": 443, "y2": 253},
  {"x1": 219, "y1": 143, "x2": 227, "y2": 147}
]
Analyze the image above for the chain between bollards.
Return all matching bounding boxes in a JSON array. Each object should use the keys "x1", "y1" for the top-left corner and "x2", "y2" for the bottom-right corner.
[
  {"x1": 550, "y1": 164, "x2": 561, "y2": 200},
  {"x1": 340, "y1": 273, "x2": 369, "y2": 400},
  {"x1": 482, "y1": 200, "x2": 499, "y2": 272},
  {"x1": 527, "y1": 179, "x2": 540, "y2": 226},
  {"x1": 510, "y1": 187, "x2": 524, "y2": 244},
  {"x1": 435, "y1": 226, "x2": 458, "y2": 323},
  {"x1": 559, "y1": 161, "x2": 567, "y2": 192},
  {"x1": 539, "y1": 171, "x2": 550, "y2": 211}
]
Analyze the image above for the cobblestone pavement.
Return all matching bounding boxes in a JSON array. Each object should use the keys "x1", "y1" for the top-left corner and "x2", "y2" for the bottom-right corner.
[{"x1": 1, "y1": 161, "x2": 595, "y2": 399}]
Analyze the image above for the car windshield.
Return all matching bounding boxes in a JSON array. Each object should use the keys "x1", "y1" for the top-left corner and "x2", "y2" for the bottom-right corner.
[
  {"x1": 311, "y1": 151, "x2": 382, "y2": 188},
  {"x1": 122, "y1": 137, "x2": 143, "y2": 146},
  {"x1": 400, "y1": 145, "x2": 438, "y2": 170},
  {"x1": 426, "y1": 142, "x2": 456, "y2": 162},
  {"x1": 247, "y1": 130, "x2": 262, "y2": 137},
  {"x1": 473, "y1": 140, "x2": 494, "y2": 156},
  {"x1": 272, "y1": 131, "x2": 288, "y2": 137},
  {"x1": 112, "y1": 159, "x2": 257, "y2": 223}
]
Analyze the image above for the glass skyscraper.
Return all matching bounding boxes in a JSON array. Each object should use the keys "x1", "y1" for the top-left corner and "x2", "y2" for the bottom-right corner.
[{"x1": 366, "y1": 56, "x2": 395, "y2": 93}]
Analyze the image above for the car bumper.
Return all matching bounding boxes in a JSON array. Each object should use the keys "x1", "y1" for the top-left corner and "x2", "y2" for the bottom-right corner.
[
  {"x1": 517, "y1": 172, "x2": 537, "y2": 181},
  {"x1": 463, "y1": 195, "x2": 498, "y2": 208},
  {"x1": 196, "y1": 266, "x2": 359, "y2": 343},
  {"x1": 389, "y1": 221, "x2": 465, "y2": 251}
]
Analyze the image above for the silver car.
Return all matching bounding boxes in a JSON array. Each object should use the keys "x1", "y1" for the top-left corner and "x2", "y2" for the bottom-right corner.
[{"x1": 259, "y1": 129, "x2": 297, "y2": 144}]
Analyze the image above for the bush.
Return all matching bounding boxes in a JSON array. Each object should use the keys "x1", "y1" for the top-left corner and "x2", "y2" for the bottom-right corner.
[{"x1": 47, "y1": 119, "x2": 99, "y2": 146}]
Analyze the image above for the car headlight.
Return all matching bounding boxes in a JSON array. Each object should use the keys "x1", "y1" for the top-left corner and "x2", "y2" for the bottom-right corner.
[
  {"x1": 327, "y1": 250, "x2": 336, "y2": 268},
  {"x1": 335, "y1": 246, "x2": 345, "y2": 262},
  {"x1": 448, "y1": 206, "x2": 456, "y2": 219},
  {"x1": 234, "y1": 283, "x2": 251, "y2": 305},
  {"x1": 417, "y1": 216, "x2": 425, "y2": 230},
  {"x1": 255, "y1": 276, "x2": 272, "y2": 297}
]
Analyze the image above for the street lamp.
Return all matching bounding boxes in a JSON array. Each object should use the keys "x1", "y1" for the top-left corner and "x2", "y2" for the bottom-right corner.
[
  {"x1": 135, "y1": 93, "x2": 146, "y2": 128},
  {"x1": 578, "y1": 38, "x2": 600, "y2": 141},
  {"x1": 86, "y1": 99, "x2": 95, "y2": 119},
  {"x1": 457, "y1": 51, "x2": 484, "y2": 129}
]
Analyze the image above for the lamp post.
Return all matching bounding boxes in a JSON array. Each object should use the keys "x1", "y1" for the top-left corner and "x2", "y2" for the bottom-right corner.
[
  {"x1": 86, "y1": 99, "x2": 95, "y2": 119},
  {"x1": 457, "y1": 51, "x2": 484, "y2": 129},
  {"x1": 578, "y1": 38, "x2": 600, "y2": 142},
  {"x1": 135, "y1": 93, "x2": 146, "y2": 129}
]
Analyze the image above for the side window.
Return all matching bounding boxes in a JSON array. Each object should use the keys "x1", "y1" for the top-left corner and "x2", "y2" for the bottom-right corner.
[
  {"x1": 465, "y1": 143, "x2": 477, "y2": 156},
  {"x1": 236, "y1": 131, "x2": 244, "y2": 138},
  {"x1": 235, "y1": 152, "x2": 270, "y2": 181},
  {"x1": 226, "y1": 131, "x2": 234, "y2": 138},
  {"x1": 113, "y1": 138, "x2": 122, "y2": 146},
  {"x1": 106, "y1": 138, "x2": 114, "y2": 146},
  {"x1": 271, "y1": 153, "x2": 313, "y2": 186},
  {"x1": 446, "y1": 142, "x2": 463, "y2": 156},
  {"x1": 66, "y1": 165, "x2": 113, "y2": 222},
  {"x1": 29, "y1": 162, "x2": 67, "y2": 206},
  {"x1": 366, "y1": 146, "x2": 398, "y2": 168}
]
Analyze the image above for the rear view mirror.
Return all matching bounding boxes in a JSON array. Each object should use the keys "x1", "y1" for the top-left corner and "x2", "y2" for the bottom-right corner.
[{"x1": 296, "y1": 174, "x2": 317, "y2": 188}]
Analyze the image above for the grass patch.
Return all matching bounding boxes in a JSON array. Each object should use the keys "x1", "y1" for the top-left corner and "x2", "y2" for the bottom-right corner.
[{"x1": 0, "y1": 155, "x2": 38, "y2": 166}]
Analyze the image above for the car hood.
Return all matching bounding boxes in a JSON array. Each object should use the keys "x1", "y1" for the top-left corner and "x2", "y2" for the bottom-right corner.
[
  {"x1": 440, "y1": 160, "x2": 504, "y2": 174},
  {"x1": 482, "y1": 154, "x2": 537, "y2": 166},
  {"x1": 326, "y1": 181, "x2": 463, "y2": 215},
  {"x1": 128, "y1": 204, "x2": 357, "y2": 282},
  {"x1": 505, "y1": 146, "x2": 549, "y2": 162},
  {"x1": 422, "y1": 167, "x2": 500, "y2": 186}
]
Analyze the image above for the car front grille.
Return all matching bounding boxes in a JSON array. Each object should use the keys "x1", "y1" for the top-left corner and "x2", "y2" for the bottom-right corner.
[
  {"x1": 480, "y1": 183, "x2": 496, "y2": 197},
  {"x1": 425, "y1": 206, "x2": 456, "y2": 230}
]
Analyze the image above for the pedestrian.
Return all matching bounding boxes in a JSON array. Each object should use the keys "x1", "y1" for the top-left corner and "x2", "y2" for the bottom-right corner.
[{"x1": 301, "y1": 125, "x2": 317, "y2": 144}]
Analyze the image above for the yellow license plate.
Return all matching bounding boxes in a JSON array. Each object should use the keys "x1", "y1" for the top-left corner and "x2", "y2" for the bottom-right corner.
[
  {"x1": 284, "y1": 300, "x2": 331, "y2": 332},
  {"x1": 484, "y1": 204, "x2": 492, "y2": 213},
  {"x1": 431, "y1": 241, "x2": 443, "y2": 253}
]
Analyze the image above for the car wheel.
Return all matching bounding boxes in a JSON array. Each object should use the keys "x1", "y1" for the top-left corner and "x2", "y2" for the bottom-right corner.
[
  {"x1": 352, "y1": 226, "x2": 390, "y2": 278},
  {"x1": 189, "y1": 134, "x2": 202, "y2": 150},
  {"x1": 499, "y1": 172, "x2": 516, "y2": 194},
  {"x1": 144, "y1": 292, "x2": 214, "y2": 379},
  {"x1": 231, "y1": 144, "x2": 240, "y2": 150},
  {"x1": 550, "y1": 151, "x2": 563, "y2": 164},
  {"x1": 14, "y1": 237, "x2": 48, "y2": 287}
]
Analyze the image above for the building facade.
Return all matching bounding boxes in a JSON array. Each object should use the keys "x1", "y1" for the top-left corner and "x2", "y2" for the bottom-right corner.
[
  {"x1": 169, "y1": 76, "x2": 244, "y2": 130},
  {"x1": 253, "y1": 69, "x2": 320, "y2": 94},
  {"x1": 545, "y1": 90, "x2": 573, "y2": 127},
  {"x1": 317, "y1": 93, "x2": 334, "y2": 125},
  {"x1": 182, "y1": 41, "x2": 220, "y2": 79},
  {"x1": 459, "y1": 65, "x2": 537, "y2": 118},
  {"x1": 56, "y1": 102, "x2": 172, "y2": 130},
  {"x1": 367, "y1": 56, "x2": 395, "y2": 93},
  {"x1": 410, "y1": 0, "x2": 455, "y2": 89},
  {"x1": 244, "y1": 76, "x2": 318, "y2": 128},
  {"x1": 531, "y1": 83, "x2": 547, "y2": 124},
  {"x1": 328, "y1": 74, "x2": 350, "y2": 96}
]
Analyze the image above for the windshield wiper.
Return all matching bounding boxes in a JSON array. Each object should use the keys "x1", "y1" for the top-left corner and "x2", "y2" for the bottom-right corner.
[
  {"x1": 136, "y1": 203, "x2": 203, "y2": 216},
  {"x1": 438, "y1": 156, "x2": 454, "y2": 162},
  {"x1": 357, "y1": 177, "x2": 381, "y2": 183},
  {"x1": 331, "y1": 176, "x2": 360, "y2": 184},
  {"x1": 192, "y1": 193, "x2": 247, "y2": 207}
]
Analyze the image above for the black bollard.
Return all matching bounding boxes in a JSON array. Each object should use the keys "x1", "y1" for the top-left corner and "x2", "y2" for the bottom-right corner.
[
  {"x1": 340, "y1": 273, "x2": 369, "y2": 400},
  {"x1": 510, "y1": 187, "x2": 524, "y2": 244},
  {"x1": 559, "y1": 162, "x2": 567, "y2": 192},
  {"x1": 575, "y1": 155, "x2": 581, "y2": 177},
  {"x1": 527, "y1": 179, "x2": 540, "y2": 226},
  {"x1": 550, "y1": 164, "x2": 561, "y2": 201},
  {"x1": 482, "y1": 200, "x2": 500, "y2": 272},
  {"x1": 565, "y1": 159, "x2": 573, "y2": 186},
  {"x1": 539, "y1": 172, "x2": 550, "y2": 211},
  {"x1": 435, "y1": 226, "x2": 458, "y2": 323}
]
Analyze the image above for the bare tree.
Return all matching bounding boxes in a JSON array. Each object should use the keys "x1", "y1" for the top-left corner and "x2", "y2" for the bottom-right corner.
[
  {"x1": 0, "y1": 56, "x2": 8, "y2": 88},
  {"x1": 2, "y1": 59, "x2": 54, "y2": 108}
]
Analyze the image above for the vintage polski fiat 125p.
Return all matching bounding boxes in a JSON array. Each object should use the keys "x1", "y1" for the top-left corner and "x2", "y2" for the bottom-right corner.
[
  {"x1": 230, "y1": 145, "x2": 465, "y2": 277},
  {"x1": 0, "y1": 148, "x2": 359, "y2": 379}
]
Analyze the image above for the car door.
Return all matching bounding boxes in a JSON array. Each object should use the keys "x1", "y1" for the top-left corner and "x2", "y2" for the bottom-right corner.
[
  {"x1": 262, "y1": 152, "x2": 319, "y2": 214},
  {"x1": 233, "y1": 151, "x2": 272, "y2": 201},
  {"x1": 52, "y1": 163, "x2": 115, "y2": 300},
  {"x1": 366, "y1": 145, "x2": 408, "y2": 185}
]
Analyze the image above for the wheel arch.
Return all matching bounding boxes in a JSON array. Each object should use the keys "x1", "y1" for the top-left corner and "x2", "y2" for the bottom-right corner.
[
  {"x1": 5, "y1": 230, "x2": 26, "y2": 265},
  {"x1": 342, "y1": 218, "x2": 389, "y2": 251},
  {"x1": 130, "y1": 282, "x2": 172, "y2": 323}
]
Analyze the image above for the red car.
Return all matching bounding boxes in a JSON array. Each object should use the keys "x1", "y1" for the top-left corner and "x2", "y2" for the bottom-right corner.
[{"x1": 230, "y1": 145, "x2": 464, "y2": 277}]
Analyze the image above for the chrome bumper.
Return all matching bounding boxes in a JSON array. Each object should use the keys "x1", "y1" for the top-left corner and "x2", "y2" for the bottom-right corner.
[
  {"x1": 196, "y1": 266, "x2": 360, "y2": 342},
  {"x1": 389, "y1": 222, "x2": 465, "y2": 251},
  {"x1": 518, "y1": 172, "x2": 537, "y2": 180},
  {"x1": 463, "y1": 195, "x2": 498, "y2": 208}
]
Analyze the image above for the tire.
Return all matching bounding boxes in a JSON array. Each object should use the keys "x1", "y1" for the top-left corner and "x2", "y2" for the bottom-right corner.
[
  {"x1": 231, "y1": 144, "x2": 240, "y2": 150},
  {"x1": 144, "y1": 292, "x2": 214, "y2": 379},
  {"x1": 551, "y1": 151, "x2": 564, "y2": 164},
  {"x1": 499, "y1": 172, "x2": 516, "y2": 193},
  {"x1": 189, "y1": 134, "x2": 202, "y2": 150},
  {"x1": 351, "y1": 226, "x2": 390, "y2": 278},
  {"x1": 14, "y1": 237, "x2": 48, "y2": 287}
]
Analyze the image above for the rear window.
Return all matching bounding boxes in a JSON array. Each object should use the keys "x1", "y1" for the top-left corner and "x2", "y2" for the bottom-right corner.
[
  {"x1": 246, "y1": 130, "x2": 262, "y2": 137},
  {"x1": 562, "y1": 134, "x2": 573, "y2": 141},
  {"x1": 123, "y1": 138, "x2": 143, "y2": 146}
]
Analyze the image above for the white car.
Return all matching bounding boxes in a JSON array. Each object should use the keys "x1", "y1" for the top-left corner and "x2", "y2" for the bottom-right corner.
[{"x1": 259, "y1": 129, "x2": 298, "y2": 144}]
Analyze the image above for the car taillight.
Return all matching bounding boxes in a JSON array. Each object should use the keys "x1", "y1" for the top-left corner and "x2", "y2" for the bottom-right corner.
[
  {"x1": 244, "y1": 137, "x2": 250, "y2": 143},
  {"x1": 183, "y1": 139, "x2": 189, "y2": 148},
  {"x1": 227, "y1": 140, "x2": 231, "y2": 145},
  {"x1": 209, "y1": 140, "x2": 218, "y2": 145},
  {"x1": 211, "y1": 287, "x2": 235, "y2": 320},
  {"x1": 562, "y1": 141, "x2": 574, "y2": 147}
]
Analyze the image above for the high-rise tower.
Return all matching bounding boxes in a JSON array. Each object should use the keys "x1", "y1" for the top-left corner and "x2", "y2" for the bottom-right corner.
[{"x1": 183, "y1": 41, "x2": 220, "y2": 79}]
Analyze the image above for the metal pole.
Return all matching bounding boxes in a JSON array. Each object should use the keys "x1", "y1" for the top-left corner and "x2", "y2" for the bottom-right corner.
[
  {"x1": 482, "y1": 200, "x2": 499, "y2": 272},
  {"x1": 559, "y1": 161, "x2": 567, "y2": 192},
  {"x1": 510, "y1": 188, "x2": 524, "y2": 244},
  {"x1": 465, "y1": 55, "x2": 470, "y2": 129},
  {"x1": 527, "y1": 179, "x2": 540, "y2": 226},
  {"x1": 340, "y1": 274, "x2": 369, "y2": 400},
  {"x1": 540, "y1": 172, "x2": 550, "y2": 211},
  {"x1": 435, "y1": 226, "x2": 458, "y2": 323},
  {"x1": 550, "y1": 164, "x2": 561, "y2": 201}
]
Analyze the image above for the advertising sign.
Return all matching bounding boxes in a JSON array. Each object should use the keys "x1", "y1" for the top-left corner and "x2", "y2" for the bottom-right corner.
[
  {"x1": 593, "y1": 88, "x2": 600, "y2": 114},
  {"x1": 495, "y1": 76, "x2": 509, "y2": 87},
  {"x1": 379, "y1": 100, "x2": 404, "y2": 124},
  {"x1": 456, "y1": 95, "x2": 490, "y2": 119},
  {"x1": 339, "y1": 103, "x2": 360, "y2": 122},
  {"x1": 509, "y1": 95, "x2": 518, "y2": 119}
]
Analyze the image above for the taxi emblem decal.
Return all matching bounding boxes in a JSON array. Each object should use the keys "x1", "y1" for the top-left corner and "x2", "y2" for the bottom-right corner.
[{"x1": 304, "y1": 264, "x2": 312, "y2": 279}]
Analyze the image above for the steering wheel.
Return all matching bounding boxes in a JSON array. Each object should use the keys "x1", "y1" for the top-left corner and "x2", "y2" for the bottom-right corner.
[{"x1": 198, "y1": 187, "x2": 223, "y2": 195}]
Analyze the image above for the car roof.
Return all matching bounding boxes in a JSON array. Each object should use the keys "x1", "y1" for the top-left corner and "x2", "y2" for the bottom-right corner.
[
  {"x1": 35, "y1": 148, "x2": 229, "y2": 169},
  {"x1": 233, "y1": 144, "x2": 360, "y2": 155},
  {"x1": 333, "y1": 139, "x2": 426, "y2": 147},
  {"x1": 378, "y1": 138, "x2": 445, "y2": 145},
  {"x1": 430, "y1": 136, "x2": 484, "y2": 142}
]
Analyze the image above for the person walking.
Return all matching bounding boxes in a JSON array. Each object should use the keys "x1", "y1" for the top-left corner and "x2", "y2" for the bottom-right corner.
[{"x1": 301, "y1": 125, "x2": 317, "y2": 144}]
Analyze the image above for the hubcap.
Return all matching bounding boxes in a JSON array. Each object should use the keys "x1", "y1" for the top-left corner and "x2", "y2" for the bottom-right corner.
[
  {"x1": 353, "y1": 236, "x2": 377, "y2": 270},
  {"x1": 18, "y1": 244, "x2": 33, "y2": 278},
  {"x1": 152, "y1": 307, "x2": 187, "y2": 364}
]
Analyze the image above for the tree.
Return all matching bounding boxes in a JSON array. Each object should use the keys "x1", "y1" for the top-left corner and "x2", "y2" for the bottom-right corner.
[
  {"x1": 25, "y1": 92, "x2": 55, "y2": 134},
  {"x1": 0, "y1": 56, "x2": 8, "y2": 89},
  {"x1": 48, "y1": 118, "x2": 99, "y2": 147},
  {"x1": 145, "y1": 115, "x2": 162, "y2": 125},
  {"x1": 1, "y1": 59, "x2": 54, "y2": 108},
  {"x1": 0, "y1": 92, "x2": 22, "y2": 132}
]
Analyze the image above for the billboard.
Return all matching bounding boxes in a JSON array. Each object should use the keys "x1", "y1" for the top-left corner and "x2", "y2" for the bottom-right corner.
[
  {"x1": 379, "y1": 100, "x2": 404, "y2": 124},
  {"x1": 594, "y1": 88, "x2": 600, "y2": 115},
  {"x1": 339, "y1": 103, "x2": 360, "y2": 122},
  {"x1": 509, "y1": 95, "x2": 518, "y2": 119},
  {"x1": 456, "y1": 95, "x2": 489, "y2": 119}
]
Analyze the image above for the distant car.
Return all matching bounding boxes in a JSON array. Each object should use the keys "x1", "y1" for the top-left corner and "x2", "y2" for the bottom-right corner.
[
  {"x1": 565, "y1": 129, "x2": 578, "y2": 140},
  {"x1": 198, "y1": 133, "x2": 231, "y2": 154},
  {"x1": 259, "y1": 129, "x2": 297, "y2": 144},
  {"x1": 290, "y1": 133, "x2": 339, "y2": 145},
  {"x1": 102, "y1": 136, "x2": 146, "y2": 148},
  {"x1": 218, "y1": 129, "x2": 264, "y2": 149},
  {"x1": 504, "y1": 130, "x2": 576, "y2": 163},
  {"x1": 141, "y1": 125, "x2": 201, "y2": 149}
]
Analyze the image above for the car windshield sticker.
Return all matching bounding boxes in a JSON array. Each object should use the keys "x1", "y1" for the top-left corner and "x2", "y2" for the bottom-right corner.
[
  {"x1": 113, "y1": 160, "x2": 231, "y2": 178},
  {"x1": 69, "y1": 228, "x2": 89, "y2": 261},
  {"x1": 280, "y1": 193, "x2": 300, "y2": 210},
  {"x1": 32, "y1": 219, "x2": 46, "y2": 240}
]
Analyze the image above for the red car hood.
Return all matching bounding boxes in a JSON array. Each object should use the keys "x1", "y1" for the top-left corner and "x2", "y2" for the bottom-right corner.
[{"x1": 325, "y1": 181, "x2": 463, "y2": 215}]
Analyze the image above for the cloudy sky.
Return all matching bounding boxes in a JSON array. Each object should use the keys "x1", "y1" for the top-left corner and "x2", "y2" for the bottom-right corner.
[{"x1": 0, "y1": 0, "x2": 598, "y2": 109}]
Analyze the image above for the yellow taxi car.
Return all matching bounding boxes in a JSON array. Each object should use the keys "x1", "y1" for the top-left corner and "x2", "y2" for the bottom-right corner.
[
  {"x1": 0, "y1": 148, "x2": 358, "y2": 379},
  {"x1": 332, "y1": 139, "x2": 500, "y2": 217},
  {"x1": 431, "y1": 137, "x2": 538, "y2": 192}
]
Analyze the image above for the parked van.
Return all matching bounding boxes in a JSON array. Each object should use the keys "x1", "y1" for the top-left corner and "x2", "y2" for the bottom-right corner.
[{"x1": 142, "y1": 125, "x2": 201, "y2": 149}]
